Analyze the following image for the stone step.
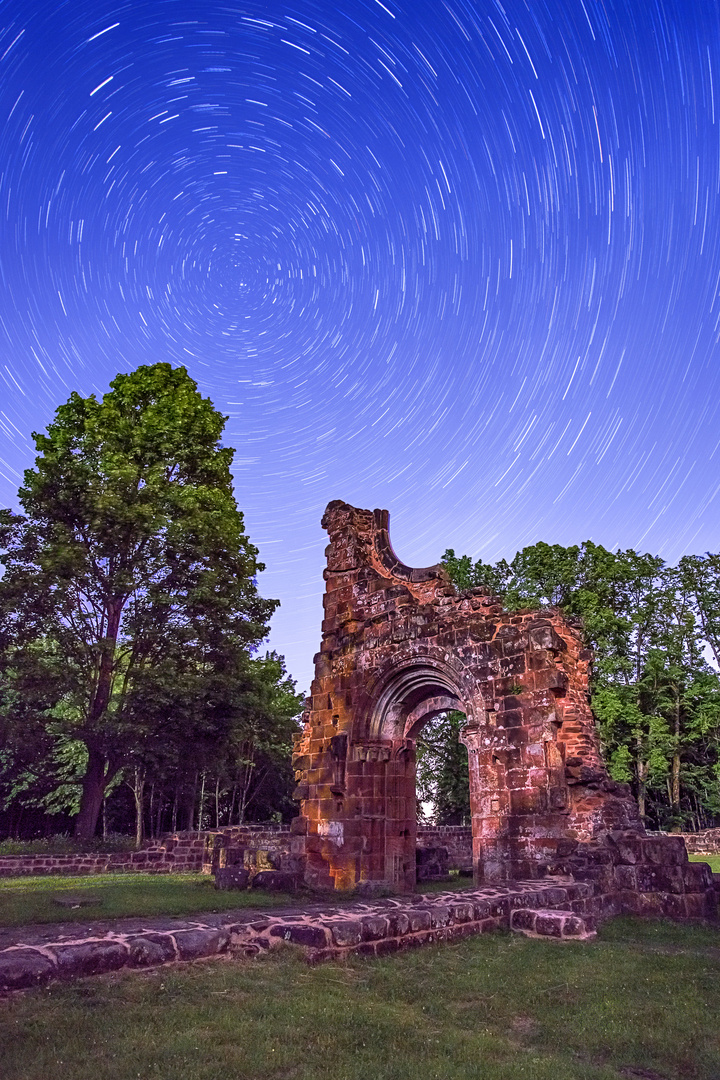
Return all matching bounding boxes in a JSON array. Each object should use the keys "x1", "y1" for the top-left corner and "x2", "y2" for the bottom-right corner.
[{"x1": 510, "y1": 908, "x2": 596, "y2": 940}]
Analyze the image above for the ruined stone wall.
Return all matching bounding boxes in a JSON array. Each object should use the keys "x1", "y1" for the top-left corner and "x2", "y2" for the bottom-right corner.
[
  {"x1": 671, "y1": 829, "x2": 720, "y2": 855},
  {"x1": 292, "y1": 501, "x2": 643, "y2": 892},
  {"x1": 0, "y1": 827, "x2": 299, "y2": 879},
  {"x1": 416, "y1": 826, "x2": 473, "y2": 870},
  {"x1": 0, "y1": 833, "x2": 207, "y2": 877}
]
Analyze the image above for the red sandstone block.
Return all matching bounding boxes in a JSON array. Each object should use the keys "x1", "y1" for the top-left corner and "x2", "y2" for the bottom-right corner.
[
  {"x1": 659, "y1": 893, "x2": 688, "y2": 919},
  {"x1": 360, "y1": 916, "x2": 389, "y2": 941},
  {"x1": 642, "y1": 837, "x2": 686, "y2": 866},
  {"x1": 640, "y1": 865, "x2": 685, "y2": 894},
  {"x1": 510, "y1": 909, "x2": 537, "y2": 932},
  {"x1": 683, "y1": 862, "x2": 713, "y2": 890},
  {"x1": 499, "y1": 709, "x2": 524, "y2": 728},
  {"x1": 534, "y1": 912, "x2": 563, "y2": 937},
  {"x1": 510, "y1": 788, "x2": 547, "y2": 814},
  {"x1": 682, "y1": 892, "x2": 709, "y2": 918},
  {"x1": 614, "y1": 865, "x2": 637, "y2": 891},
  {"x1": 352, "y1": 942, "x2": 378, "y2": 957},
  {"x1": 450, "y1": 902, "x2": 474, "y2": 924},
  {"x1": 374, "y1": 938, "x2": 400, "y2": 956},
  {"x1": 405, "y1": 909, "x2": 432, "y2": 933}
]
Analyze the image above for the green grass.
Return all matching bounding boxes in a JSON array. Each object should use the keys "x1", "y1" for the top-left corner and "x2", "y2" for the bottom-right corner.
[
  {"x1": 0, "y1": 871, "x2": 479, "y2": 928},
  {"x1": 689, "y1": 853, "x2": 720, "y2": 873},
  {"x1": 0, "y1": 873, "x2": 299, "y2": 927},
  {"x1": 414, "y1": 872, "x2": 477, "y2": 894},
  {"x1": 2, "y1": 917, "x2": 719, "y2": 1079},
  {"x1": 0, "y1": 857, "x2": 714, "y2": 929}
]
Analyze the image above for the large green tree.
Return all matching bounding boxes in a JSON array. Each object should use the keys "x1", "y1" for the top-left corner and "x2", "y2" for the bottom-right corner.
[
  {"x1": 441, "y1": 541, "x2": 720, "y2": 830},
  {"x1": 0, "y1": 363, "x2": 280, "y2": 838}
]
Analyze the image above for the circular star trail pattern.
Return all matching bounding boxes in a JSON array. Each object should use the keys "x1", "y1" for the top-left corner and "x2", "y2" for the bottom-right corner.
[{"x1": 0, "y1": 0, "x2": 719, "y2": 689}]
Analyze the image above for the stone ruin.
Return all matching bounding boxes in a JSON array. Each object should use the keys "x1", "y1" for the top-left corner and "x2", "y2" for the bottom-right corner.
[{"x1": 291, "y1": 501, "x2": 716, "y2": 919}]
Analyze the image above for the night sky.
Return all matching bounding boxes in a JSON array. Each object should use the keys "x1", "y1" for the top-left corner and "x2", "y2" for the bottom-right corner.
[{"x1": 0, "y1": 0, "x2": 719, "y2": 692}]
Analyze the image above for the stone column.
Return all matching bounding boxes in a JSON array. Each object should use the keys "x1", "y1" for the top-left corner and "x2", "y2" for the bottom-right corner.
[{"x1": 461, "y1": 718, "x2": 511, "y2": 884}]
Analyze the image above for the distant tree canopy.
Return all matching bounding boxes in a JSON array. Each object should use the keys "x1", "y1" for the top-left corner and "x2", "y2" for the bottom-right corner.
[
  {"x1": 416, "y1": 710, "x2": 470, "y2": 826},
  {"x1": 435, "y1": 542, "x2": 720, "y2": 831},
  {"x1": 0, "y1": 364, "x2": 302, "y2": 841}
]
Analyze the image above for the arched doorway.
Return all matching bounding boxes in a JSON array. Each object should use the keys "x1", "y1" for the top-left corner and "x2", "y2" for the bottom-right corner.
[{"x1": 361, "y1": 658, "x2": 478, "y2": 890}]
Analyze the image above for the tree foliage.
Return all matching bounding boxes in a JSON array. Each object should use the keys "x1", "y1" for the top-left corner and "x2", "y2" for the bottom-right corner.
[
  {"x1": 440, "y1": 541, "x2": 720, "y2": 830},
  {"x1": 416, "y1": 710, "x2": 470, "y2": 824},
  {"x1": 0, "y1": 364, "x2": 301, "y2": 839}
]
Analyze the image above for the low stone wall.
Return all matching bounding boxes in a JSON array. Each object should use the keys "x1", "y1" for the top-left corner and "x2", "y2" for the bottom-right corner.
[
  {"x1": 0, "y1": 877, "x2": 599, "y2": 990},
  {"x1": 672, "y1": 829, "x2": 720, "y2": 855},
  {"x1": 0, "y1": 826, "x2": 301, "y2": 879},
  {"x1": 416, "y1": 826, "x2": 473, "y2": 871},
  {"x1": 1, "y1": 823, "x2": 714, "y2": 885},
  {"x1": 549, "y1": 831, "x2": 717, "y2": 919},
  {"x1": 0, "y1": 834, "x2": 207, "y2": 878},
  {"x1": 202, "y1": 825, "x2": 297, "y2": 875}
]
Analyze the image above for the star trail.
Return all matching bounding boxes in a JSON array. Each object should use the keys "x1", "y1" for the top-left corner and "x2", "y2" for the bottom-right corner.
[{"x1": 0, "y1": 0, "x2": 719, "y2": 690}]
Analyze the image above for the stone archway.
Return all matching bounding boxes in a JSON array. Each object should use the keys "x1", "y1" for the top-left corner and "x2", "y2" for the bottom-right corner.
[
  {"x1": 292, "y1": 501, "x2": 643, "y2": 893},
  {"x1": 357, "y1": 652, "x2": 476, "y2": 891}
]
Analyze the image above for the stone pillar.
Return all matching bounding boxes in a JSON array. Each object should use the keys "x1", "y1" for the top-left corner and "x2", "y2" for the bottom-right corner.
[
  {"x1": 461, "y1": 719, "x2": 512, "y2": 883},
  {"x1": 384, "y1": 740, "x2": 417, "y2": 890}
]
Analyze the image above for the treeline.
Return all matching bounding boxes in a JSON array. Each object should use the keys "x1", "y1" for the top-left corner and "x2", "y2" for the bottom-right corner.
[
  {"x1": 432, "y1": 542, "x2": 720, "y2": 831},
  {"x1": 0, "y1": 364, "x2": 303, "y2": 844}
]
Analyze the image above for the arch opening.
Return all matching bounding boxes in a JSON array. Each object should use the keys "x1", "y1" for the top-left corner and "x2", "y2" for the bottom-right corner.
[{"x1": 363, "y1": 662, "x2": 480, "y2": 890}]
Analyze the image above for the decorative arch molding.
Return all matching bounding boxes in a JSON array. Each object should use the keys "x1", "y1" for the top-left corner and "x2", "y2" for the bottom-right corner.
[
  {"x1": 293, "y1": 502, "x2": 643, "y2": 893},
  {"x1": 403, "y1": 696, "x2": 462, "y2": 740},
  {"x1": 356, "y1": 645, "x2": 484, "y2": 743}
]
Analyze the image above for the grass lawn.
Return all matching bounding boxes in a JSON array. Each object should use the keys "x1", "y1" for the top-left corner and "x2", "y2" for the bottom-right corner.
[
  {"x1": 0, "y1": 871, "x2": 482, "y2": 928},
  {"x1": 689, "y1": 853, "x2": 720, "y2": 873},
  {"x1": 0, "y1": 873, "x2": 299, "y2": 927},
  {"x1": 0, "y1": 857, "x2": 715, "y2": 928},
  {"x1": 1, "y1": 916, "x2": 719, "y2": 1080}
]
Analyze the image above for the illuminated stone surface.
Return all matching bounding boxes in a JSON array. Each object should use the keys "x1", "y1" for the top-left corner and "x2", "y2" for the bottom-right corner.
[{"x1": 291, "y1": 502, "x2": 707, "y2": 904}]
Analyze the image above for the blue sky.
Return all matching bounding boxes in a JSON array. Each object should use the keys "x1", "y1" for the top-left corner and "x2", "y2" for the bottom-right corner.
[{"x1": 0, "y1": 0, "x2": 719, "y2": 691}]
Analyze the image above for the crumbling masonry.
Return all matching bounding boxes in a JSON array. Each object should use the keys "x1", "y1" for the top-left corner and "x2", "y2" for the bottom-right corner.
[{"x1": 291, "y1": 502, "x2": 716, "y2": 918}]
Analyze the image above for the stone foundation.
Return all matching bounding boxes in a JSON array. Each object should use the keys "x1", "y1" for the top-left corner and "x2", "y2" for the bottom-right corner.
[{"x1": 2, "y1": 866, "x2": 717, "y2": 991}]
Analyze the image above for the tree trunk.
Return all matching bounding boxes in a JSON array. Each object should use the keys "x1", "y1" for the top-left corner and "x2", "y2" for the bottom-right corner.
[
  {"x1": 635, "y1": 733, "x2": 646, "y2": 822},
  {"x1": 671, "y1": 691, "x2": 681, "y2": 820},
  {"x1": 197, "y1": 772, "x2": 206, "y2": 831},
  {"x1": 75, "y1": 747, "x2": 111, "y2": 839},
  {"x1": 238, "y1": 745, "x2": 255, "y2": 825},
  {"x1": 182, "y1": 774, "x2": 197, "y2": 831},
  {"x1": 75, "y1": 602, "x2": 122, "y2": 840},
  {"x1": 133, "y1": 767, "x2": 145, "y2": 847}
]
